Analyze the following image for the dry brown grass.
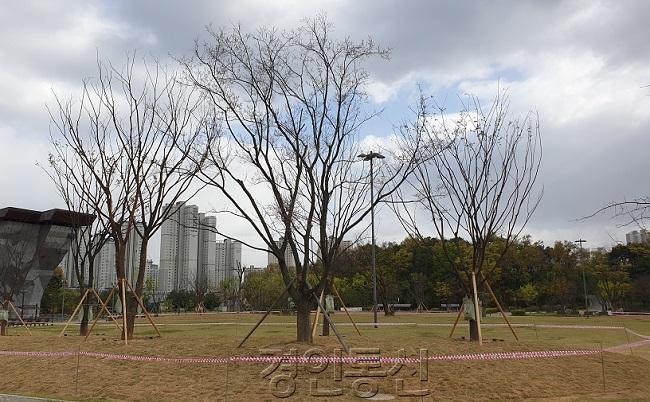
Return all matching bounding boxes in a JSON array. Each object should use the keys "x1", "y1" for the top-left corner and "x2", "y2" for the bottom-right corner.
[{"x1": 0, "y1": 312, "x2": 649, "y2": 401}]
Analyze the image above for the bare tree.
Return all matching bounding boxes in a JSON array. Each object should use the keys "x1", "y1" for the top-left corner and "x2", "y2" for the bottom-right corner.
[
  {"x1": 183, "y1": 16, "x2": 417, "y2": 342},
  {"x1": 45, "y1": 149, "x2": 110, "y2": 335},
  {"x1": 48, "y1": 55, "x2": 213, "y2": 339},
  {"x1": 190, "y1": 273, "x2": 210, "y2": 313},
  {"x1": 394, "y1": 92, "x2": 542, "y2": 342}
]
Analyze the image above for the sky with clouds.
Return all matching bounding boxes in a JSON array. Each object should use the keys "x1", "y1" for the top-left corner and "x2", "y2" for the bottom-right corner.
[{"x1": 1, "y1": 1, "x2": 649, "y2": 265}]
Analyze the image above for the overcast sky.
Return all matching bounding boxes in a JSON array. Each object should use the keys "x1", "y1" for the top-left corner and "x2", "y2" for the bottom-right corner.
[{"x1": 1, "y1": 1, "x2": 649, "y2": 265}]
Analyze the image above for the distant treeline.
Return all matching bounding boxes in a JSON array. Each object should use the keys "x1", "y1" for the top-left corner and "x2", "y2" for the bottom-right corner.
[{"x1": 242, "y1": 236, "x2": 650, "y2": 313}]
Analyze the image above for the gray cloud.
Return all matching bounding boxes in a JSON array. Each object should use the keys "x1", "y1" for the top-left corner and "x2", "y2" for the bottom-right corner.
[{"x1": 1, "y1": 0, "x2": 648, "y2": 265}]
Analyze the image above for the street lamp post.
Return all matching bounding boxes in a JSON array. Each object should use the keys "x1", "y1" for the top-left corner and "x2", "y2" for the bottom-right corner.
[
  {"x1": 574, "y1": 239, "x2": 588, "y2": 316},
  {"x1": 358, "y1": 151, "x2": 385, "y2": 329}
]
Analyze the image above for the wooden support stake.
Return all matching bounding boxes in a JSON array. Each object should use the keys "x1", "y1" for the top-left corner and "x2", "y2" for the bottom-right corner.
[
  {"x1": 126, "y1": 280, "x2": 161, "y2": 338},
  {"x1": 471, "y1": 271, "x2": 483, "y2": 345},
  {"x1": 449, "y1": 304, "x2": 464, "y2": 338},
  {"x1": 120, "y1": 278, "x2": 128, "y2": 345},
  {"x1": 238, "y1": 282, "x2": 292, "y2": 348},
  {"x1": 624, "y1": 327, "x2": 633, "y2": 355},
  {"x1": 480, "y1": 272, "x2": 519, "y2": 341},
  {"x1": 312, "y1": 292, "x2": 349, "y2": 354},
  {"x1": 89, "y1": 288, "x2": 122, "y2": 332},
  {"x1": 332, "y1": 282, "x2": 362, "y2": 337},
  {"x1": 6, "y1": 300, "x2": 31, "y2": 336},
  {"x1": 85, "y1": 285, "x2": 118, "y2": 341},
  {"x1": 600, "y1": 342, "x2": 606, "y2": 392},
  {"x1": 311, "y1": 289, "x2": 325, "y2": 339},
  {"x1": 58, "y1": 288, "x2": 91, "y2": 337}
]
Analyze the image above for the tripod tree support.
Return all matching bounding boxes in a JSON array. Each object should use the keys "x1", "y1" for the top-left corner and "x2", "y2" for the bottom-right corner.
[
  {"x1": 60, "y1": 287, "x2": 126, "y2": 337},
  {"x1": 2, "y1": 300, "x2": 32, "y2": 336},
  {"x1": 312, "y1": 291, "x2": 349, "y2": 354},
  {"x1": 480, "y1": 272, "x2": 518, "y2": 341},
  {"x1": 449, "y1": 304, "x2": 464, "y2": 338},
  {"x1": 471, "y1": 271, "x2": 483, "y2": 345},
  {"x1": 84, "y1": 284, "x2": 119, "y2": 341},
  {"x1": 125, "y1": 279, "x2": 161, "y2": 338},
  {"x1": 238, "y1": 281, "x2": 293, "y2": 348},
  {"x1": 59, "y1": 288, "x2": 91, "y2": 337},
  {"x1": 331, "y1": 282, "x2": 362, "y2": 337},
  {"x1": 311, "y1": 289, "x2": 325, "y2": 339},
  {"x1": 120, "y1": 278, "x2": 128, "y2": 345},
  {"x1": 90, "y1": 288, "x2": 123, "y2": 332}
]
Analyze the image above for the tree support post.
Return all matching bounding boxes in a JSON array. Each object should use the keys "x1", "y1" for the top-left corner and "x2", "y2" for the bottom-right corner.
[
  {"x1": 125, "y1": 280, "x2": 161, "y2": 338},
  {"x1": 59, "y1": 288, "x2": 91, "y2": 337},
  {"x1": 85, "y1": 284, "x2": 120, "y2": 341},
  {"x1": 471, "y1": 271, "x2": 482, "y2": 345},
  {"x1": 480, "y1": 272, "x2": 518, "y2": 341},
  {"x1": 5, "y1": 300, "x2": 32, "y2": 336},
  {"x1": 120, "y1": 278, "x2": 128, "y2": 345},
  {"x1": 238, "y1": 281, "x2": 293, "y2": 348},
  {"x1": 311, "y1": 289, "x2": 325, "y2": 339},
  {"x1": 331, "y1": 282, "x2": 362, "y2": 337},
  {"x1": 449, "y1": 304, "x2": 464, "y2": 338},
  {"x1": 312, "y1": 291, "x2": 349, "y2": 354},
  {"x1": 90, "y1": 288, "x2": 122, "y2": 332}
]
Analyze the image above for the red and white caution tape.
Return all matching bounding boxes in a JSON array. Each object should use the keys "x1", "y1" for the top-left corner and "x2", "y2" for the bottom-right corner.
[{"x1": 0, "y1": 348, "x2": 600, "y2": 365}]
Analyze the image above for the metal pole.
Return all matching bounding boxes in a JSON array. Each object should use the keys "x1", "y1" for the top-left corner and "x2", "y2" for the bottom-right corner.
[{"x1": 370, "y1": 156, "x2": 378, "y2": 328}]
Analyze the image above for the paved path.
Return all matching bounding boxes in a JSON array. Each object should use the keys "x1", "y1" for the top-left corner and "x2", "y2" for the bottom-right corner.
[{"x1": 0, "y1": 394, "x2": 64, "y2": 402}]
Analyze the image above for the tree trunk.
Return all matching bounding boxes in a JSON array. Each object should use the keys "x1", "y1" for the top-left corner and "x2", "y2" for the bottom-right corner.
[
  {"x1": 296, "y1": 298, "x2": 312, "y2": 343},
  {"x1": 114, "y1": 240, "x2": 129, "y2": 341},
  {"x1": 0, "y1": 320, "x2": 7, "y2": 336},
  {"x1": 125, "y1": 237, "x2": 149, "y2": 340},
  {"x1": 80, "y1": 304, "x2": 89, "y2": 336},
  {"x1": 321, "y1": 280, "x2": 330, "y2": 337},
  {"x1": 469, "y1": 319, "x2": 479, "y2": 341},
  {"x1": 79, "y1": 284, "x2": 89, "y2": 336},
  {"x1": 126, "y1": 296, "x2": 138, "y2": 339},
  {"x1": 81, "y1": 259, "x2": 96, "y2": 336},
  {"x1": 322, "y1": 316, "x2": 330, "y2": 336}
]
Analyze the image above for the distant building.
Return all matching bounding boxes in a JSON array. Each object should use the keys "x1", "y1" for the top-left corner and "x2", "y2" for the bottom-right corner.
[
  {"x1": 159, "y1": 202, "x2": 198, "y2": 292},
  {"x1": 267, "y1": 237, "x2": 296, "y2": 268},
  {"x1": 198, "y1": 214, "x2": 217, "y2": 286},
  {"x1": 95, "y1": 238, "x2": 116, "y2": 290},
  {"x1": 625, "y1": 229, "x2": 650, "y2": 245},
  {"x1": 316, "y1": 237, "x2": 353, "y2": 262},
  {"x1": 216, "y1": 238, "x2": 242, "y2": 285},
  {"x1": 158, "y1": 202, "x2": 218, "y2": 292},
  {"x1": 145, "y1": 259, "x2": 159, "y2": 290},
  {"x1": 60, "y1": 222, "x2": 143, "y2": 290},
  {"x1": 59, "y1": 229, "x2": 91, "y2": 287}
]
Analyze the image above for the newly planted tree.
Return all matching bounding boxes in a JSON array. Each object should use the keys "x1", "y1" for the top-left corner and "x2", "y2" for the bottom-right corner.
[
  {"x1": 395, "y1": 92, "x2": 542, "y2": 342},
  {"x1": 183, "y1": 17, "x2": 418, "y2": 342},
  {"x1": 49, "y1": 56, "x2": 213, "y2": 339}
]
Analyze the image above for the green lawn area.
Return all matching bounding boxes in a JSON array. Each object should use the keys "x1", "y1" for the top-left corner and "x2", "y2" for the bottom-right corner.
[{"x1": 1, "y1": 312, "x2": 649, "y2": 401}]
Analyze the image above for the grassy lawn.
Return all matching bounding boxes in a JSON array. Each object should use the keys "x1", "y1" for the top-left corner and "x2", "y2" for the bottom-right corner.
[{"x1": 1, "y1": 312, "x2": 649, "y2": 401}]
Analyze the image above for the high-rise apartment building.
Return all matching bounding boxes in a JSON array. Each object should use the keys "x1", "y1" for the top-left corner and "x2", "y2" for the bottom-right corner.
[
  {"x1": 59, "y1": 222, "x2": 143, "y2": 290},
  {"x1": 95, "y1": 238, "x2": 116, "y2": 290},
  {"x1": 145, "y1": 258, "x2": 159, "y2": 290},
  {"x1": 198, "y1": 214, "x2": 217, "y2": 286},
  {"x1": 316, "y1": 237, "x2": 353, "y2": 262},
  {"x1": 267, "y1": 237, "x2": 296, "y2": 268},
  {"x1": 215, "y1": 238, "x2": 242, "y2": 286},
  {"x1": 159, "y1": 202, "x2": 218, "y2": 292}
]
